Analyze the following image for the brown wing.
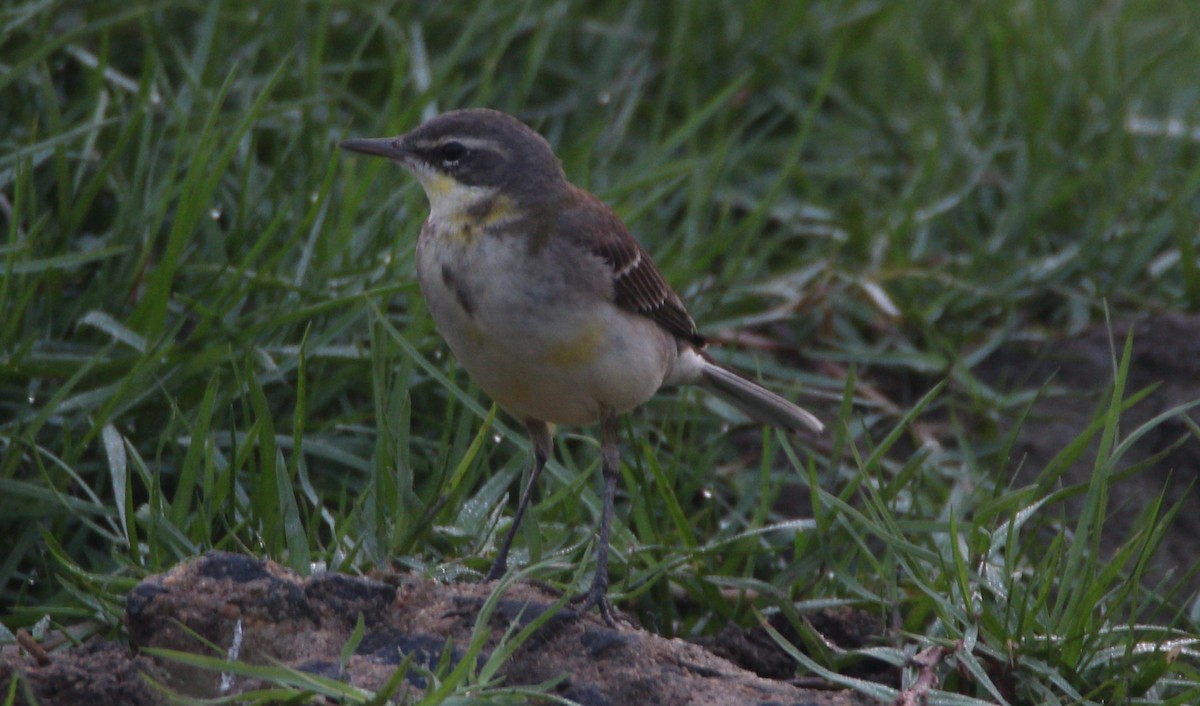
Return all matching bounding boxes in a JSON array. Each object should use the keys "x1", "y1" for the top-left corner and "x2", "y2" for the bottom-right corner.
[{"x1": 559, "y1": 186, "x2": 705, "y2": 347}]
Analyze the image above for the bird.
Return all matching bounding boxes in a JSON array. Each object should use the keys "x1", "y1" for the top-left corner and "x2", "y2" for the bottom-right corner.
[{"x1": 340, "y1": 108, "x2": 822, "y2": 625}]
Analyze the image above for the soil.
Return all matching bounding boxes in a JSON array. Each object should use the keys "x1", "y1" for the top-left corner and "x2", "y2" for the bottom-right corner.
[
  {"x1": 975, "y1": 313, "x2": 1200, "y2": 598},
  {"x1": 2, "y1": 552, "x2": 876, "y2": 705}
]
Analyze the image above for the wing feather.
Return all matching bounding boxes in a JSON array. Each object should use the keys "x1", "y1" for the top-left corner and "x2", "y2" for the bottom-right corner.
[{"x1": 558, "y1": 186, "x2": 705, "y2": 347}]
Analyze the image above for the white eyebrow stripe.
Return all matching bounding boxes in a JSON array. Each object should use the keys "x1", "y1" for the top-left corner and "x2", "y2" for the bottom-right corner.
[
  {"x1": 409, "y1": 135, "x2": 510, "y2": 160},
  {"x1": 438, "y1": 136, "x2": 500, "y2": 151}
]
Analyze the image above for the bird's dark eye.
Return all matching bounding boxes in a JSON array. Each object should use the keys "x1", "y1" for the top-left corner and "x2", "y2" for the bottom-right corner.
[{"x1": 439, "y1": 141, "x2": 466, "y2": 163}]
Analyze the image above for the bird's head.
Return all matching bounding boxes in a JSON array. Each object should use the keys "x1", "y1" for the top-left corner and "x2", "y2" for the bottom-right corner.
[{"x1": 340, "y1": 108, "x2": 568, "y2": 220}]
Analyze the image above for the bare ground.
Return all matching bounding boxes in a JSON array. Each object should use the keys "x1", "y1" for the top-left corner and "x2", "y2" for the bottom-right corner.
[
  {"x1": 3, "y1": 552, "x2": 877, "y2": 705},
  {"x1": 976, "y1": 313, "x2": 1200, "y2": 597}
]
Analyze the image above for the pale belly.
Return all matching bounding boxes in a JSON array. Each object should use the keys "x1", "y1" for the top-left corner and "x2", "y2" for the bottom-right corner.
[{"x1": 416, "y1": 229, "x2": 676, "y2": 426}]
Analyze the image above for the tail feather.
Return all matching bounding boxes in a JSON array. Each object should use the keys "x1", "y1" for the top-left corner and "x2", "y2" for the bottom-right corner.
[{"x1": 695, "y1": 358, "x2": 824, "y2": 434}]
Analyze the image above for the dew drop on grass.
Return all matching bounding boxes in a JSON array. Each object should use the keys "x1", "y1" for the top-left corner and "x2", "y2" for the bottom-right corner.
[
  {"x1": 492, "y1": 434, "x2": 502, "y2": 445},
  {"x1": 597, "y1": 91, "x2": 611, "y2": 105},
  {"x1": 209, "y1": 207, "x2": 222, "y2": 220}
]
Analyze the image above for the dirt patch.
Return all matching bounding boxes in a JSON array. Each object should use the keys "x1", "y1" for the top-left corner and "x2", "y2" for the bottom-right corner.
[
  {"x1": 977, "y1": 313, "x2": 1200, "y2": 597},
  {"x1": 3, "y1": 552, "x2": 878, "y2": 705},
  {"x1": 695, "y1": 606, "x2": 892, "y2": 687},
  {"x1": 0, "y1": 638, "x2": 164, "y2": 706}
]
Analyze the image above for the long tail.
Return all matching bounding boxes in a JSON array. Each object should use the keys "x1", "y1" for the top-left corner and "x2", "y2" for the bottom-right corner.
[{"x1": 694, "y1": 355, "x2": 824, "y2": 434}]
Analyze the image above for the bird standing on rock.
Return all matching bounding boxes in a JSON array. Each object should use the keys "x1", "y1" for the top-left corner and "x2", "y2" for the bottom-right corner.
[{"x1": 341, "y1": 108, "x2": 822, "y2": 625}]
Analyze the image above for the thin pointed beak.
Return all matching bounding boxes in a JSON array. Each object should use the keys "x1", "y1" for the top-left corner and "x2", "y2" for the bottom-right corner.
[{"x1": 338, "y1": 137, "x2": 408, "y2": 160}]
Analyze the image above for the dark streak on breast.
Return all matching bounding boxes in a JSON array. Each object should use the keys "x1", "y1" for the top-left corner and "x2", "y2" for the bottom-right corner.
[{"x1": 441, "y1": 263, "x2": 476, "y2": 317}]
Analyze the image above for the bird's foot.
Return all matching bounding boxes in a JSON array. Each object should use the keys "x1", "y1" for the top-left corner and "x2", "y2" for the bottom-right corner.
[
  {"x1": 483, "y1": 558, "x2": 507, "y2": 582},
  {"x1": 570, "y1": 577, "x2": 616, "y2": 627}
]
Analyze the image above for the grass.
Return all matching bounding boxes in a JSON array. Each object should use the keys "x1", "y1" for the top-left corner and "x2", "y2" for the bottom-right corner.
[{"x1": 2, "y1": 0, "x2": 1200, "y2": 703}]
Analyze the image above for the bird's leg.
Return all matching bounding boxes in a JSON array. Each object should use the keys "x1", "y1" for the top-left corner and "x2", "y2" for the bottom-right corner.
[
  {"x1": 485, "y1": 420, "x2": 552, "y2": 581},
  {"x1": 573, "y1": 412, "x2": 620, "y2": 626}
]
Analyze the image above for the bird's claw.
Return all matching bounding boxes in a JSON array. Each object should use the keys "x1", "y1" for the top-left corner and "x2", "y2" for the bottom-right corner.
[{"x1": 571, "y1": 580, "x2": 616, "y2": 627}]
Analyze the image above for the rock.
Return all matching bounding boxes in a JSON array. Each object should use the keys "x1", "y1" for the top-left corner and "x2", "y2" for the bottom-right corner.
[{"x1": 118, "y1": 551, "x2": 872, "y2": 704}]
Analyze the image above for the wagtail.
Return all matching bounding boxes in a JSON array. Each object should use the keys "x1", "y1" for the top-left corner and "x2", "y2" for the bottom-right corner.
[{"x1": 341, "y1": 108, "x2": 822, "y2": 625}]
